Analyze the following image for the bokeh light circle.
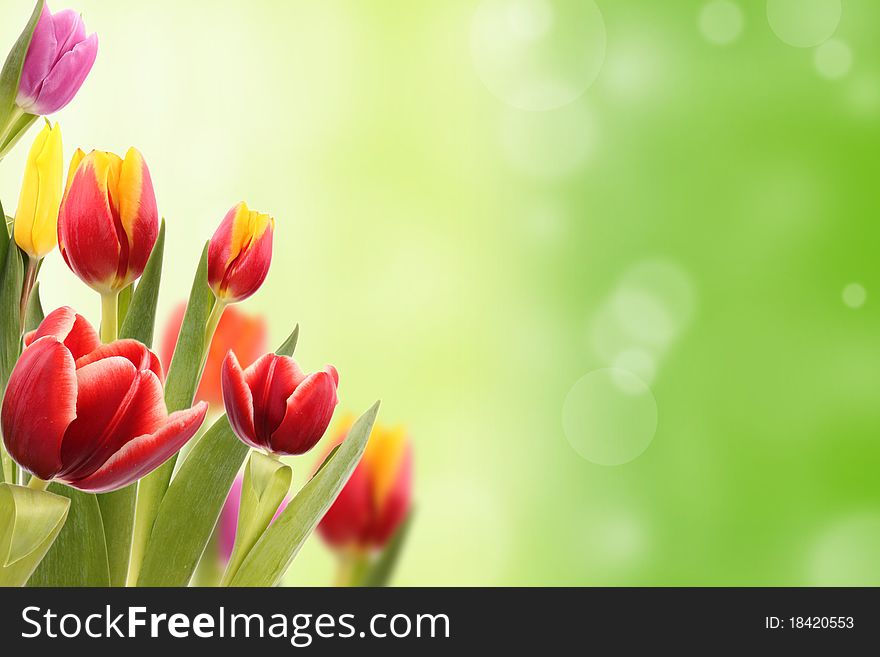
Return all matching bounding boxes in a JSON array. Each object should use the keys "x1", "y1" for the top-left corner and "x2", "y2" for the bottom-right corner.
[
  {"x1": 808, "y1": 513, "x2": 880, "y2": 585},
  {"x1": 562, "y1": 369, "x2": 658, "y2": 466},
  {"x1": 471, "y1": 0, "x2": 606, "y2": 111},
  {"x1": 842, "y1": 282, "x2": 866, "y2": 309},
  {"x1": 698, "y1": 1, "x2": 745, "y2": 46},
  {"x1": 767, "y1": 0, "x2": 841, "y2": 48},
  {"x1": 612, "y1": 259, "x2": 697, "y2": 347},
  {"x1": 814, "y1": 39, "x2": 852, "y2": 80}
]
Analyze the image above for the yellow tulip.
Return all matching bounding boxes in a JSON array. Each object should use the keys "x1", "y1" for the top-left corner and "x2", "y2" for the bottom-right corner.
[{"x1": 14, "y1": 122, "x2": 63, "y2": 260}]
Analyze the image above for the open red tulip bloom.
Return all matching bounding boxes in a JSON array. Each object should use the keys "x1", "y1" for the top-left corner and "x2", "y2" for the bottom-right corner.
[
  {"x1": 221, "y1": 351, "x2": 339, "y2": 456},
  {"x1": 2, "y1": 307, "x2": 208, "y2": 492}
]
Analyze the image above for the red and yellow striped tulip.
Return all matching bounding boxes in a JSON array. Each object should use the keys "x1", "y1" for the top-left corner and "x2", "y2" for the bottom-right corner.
[
  {"x1": 317, "y1": 419, "x2": 413, "y2": 552},
  {"x1": 57, "y1": 147, "x2": 158, "y2": 293},
  {"x1": 207, "y1": 202, "x2": 274, "y2": 303}
]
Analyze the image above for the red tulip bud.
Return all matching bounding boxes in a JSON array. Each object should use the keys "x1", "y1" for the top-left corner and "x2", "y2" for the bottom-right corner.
[{"x1": 221, "y1": 351, "x2": 338, "y2": 456}]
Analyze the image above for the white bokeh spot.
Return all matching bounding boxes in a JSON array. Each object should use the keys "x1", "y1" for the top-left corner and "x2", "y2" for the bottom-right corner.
[
  {"x1": 699, "y1": 1, "x2": 745, "y2": 46},
  {"x1": 767, "y1": 0, "x2": 841, "y2": 48}
]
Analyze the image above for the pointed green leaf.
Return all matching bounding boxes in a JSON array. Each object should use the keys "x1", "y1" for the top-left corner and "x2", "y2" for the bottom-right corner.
[
  {"x1": 129, "y1": 242, "x2": 211, "y2": 583},
  {"x1": 136, "y1": 327, "x2": 300, "y2": 586},
  {"x1": 221, "y1": 452, "x2": 292, "y2": 585},
  {"x1": 360, "y1": 511, "x2": 414, "y2": 587},
  {"x1": 0, "y1": 242, "x2": 24, "y2": 390},
  {"x1": 230, "y1": 401, "x2": 380, "y2": 587},
  {"x1": 28, "y1": 486, "x2": 110, "y2": 586},
  {"x1": 119, "y1": 220, "x2": 165, "y2": 345},
  {"x1": 0, "y1": 483, "x2": 69, "y2": 586},
  {"x1": 0, "y1": 1, "x2": 43, "y2": 148}
]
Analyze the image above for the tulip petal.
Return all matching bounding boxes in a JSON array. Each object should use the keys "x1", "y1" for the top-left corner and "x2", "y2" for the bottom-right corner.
[
  {"x1": 51, "y1": 10, "x2": 86, "y2": 58},
  {"x1": 69, "y1": 402, "x2": 208, "y2": 493},
  {"x1": 32, "y1": 33, "x2": 98, "y2": 115},
  {"x1": 58, "y1": 152, "x2": 123, "y2": 290},
  {"x1": 220, "y1": 224, "x2": 273, "y2": 302},
  {"x1": 29, "y1": 306, "x2": 100, "y2": 360},
  {"x1": 221, "y1": 352, "x2": 260, "y2": 449},
  {"x1": 61, "y1": 368, "x2": 167, "y2": 482},
  {"x1": 317, "y1": 459, "x2": 372, "y2": 548},
  {"x1": 270, "y1": 367, "x2": 338, "y2": 455},
  {"x1": 1, "y1": 338, "x2": 77, "y2": 480},
  {"x1": 369, "y1": 443, "x2": 413, "y2": 546},
  {"x1": 75, "y1": 339, "x2": 163, "y2": 381},
  {"x1": 16, "y1": 5, "x2": 56, "y2": 107},
  {"x1": 246, "y1": 353, "x2": 305, "y2": 442},
  {"x1": 57, "y1": 356, "x2": 138, "y2": 478},
  {"x1": 117, "y1": 148, "x2": 158, "y2": 282}
]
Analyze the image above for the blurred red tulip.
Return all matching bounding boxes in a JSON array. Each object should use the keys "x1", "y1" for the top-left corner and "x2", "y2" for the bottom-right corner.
[
  {"x1": 159, "y1": 302, "x2": 268, "y2": 408},
  {"x1": 2, "y1": 307, "x2": 207, "y2": 492},
  {"x1": 317, "y1": 418, "x2": 412, "y2": 552},
  {"x1": 221, "y1": 352, "x2": 338, "y2": 456}
]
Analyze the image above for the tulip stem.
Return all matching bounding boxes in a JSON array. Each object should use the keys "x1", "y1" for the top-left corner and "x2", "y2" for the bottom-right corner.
[
  {"x1": 199, "y1": 299, "x2": 227, "y2": 376},
  {"x1": 18, "y1": 257, "x2": 39, "y2": 335},
  {"x1": 100, "y1": 291, "x2": 119, "y2": 343},
  {"x1": 0, "y1": 106, "x2": 24, "y2": 151},
  {"x1": 334, "y1": 551, "x2": 371, "y2": 587},
  {"x1": 26, "y1": 475, "x2": 51, "y2": 491}
]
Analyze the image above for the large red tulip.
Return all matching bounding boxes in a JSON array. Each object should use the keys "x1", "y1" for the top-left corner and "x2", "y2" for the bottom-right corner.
[
  {"x1": 159, "y1": 302, "x2": 268, "y2": 408},
  {"x1": 317, "y1": 418, "x2": 412, "y2": 552},
  {"x1": 2, "y1": 307, "x2": 208, "y2": 492},
  {"x1": 220, "y1": 351, "x2": 338, "y2": 456},
  {"x1": 207, "y1": 202, "x2": 274, "y2": 303}
]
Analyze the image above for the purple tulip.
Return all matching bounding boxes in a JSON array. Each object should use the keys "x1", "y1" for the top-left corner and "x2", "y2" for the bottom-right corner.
[
  {"x1": 16, "y1": 3, "x2": 98, "y2": 116},
  {"x1": 218, "y1": 476, "x2": 290, "y2": 563}
]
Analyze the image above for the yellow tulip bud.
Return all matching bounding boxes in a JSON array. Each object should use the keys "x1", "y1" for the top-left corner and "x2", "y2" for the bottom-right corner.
[{"x1": 14, "y1": 122, "x2": 63, "y2": 260}]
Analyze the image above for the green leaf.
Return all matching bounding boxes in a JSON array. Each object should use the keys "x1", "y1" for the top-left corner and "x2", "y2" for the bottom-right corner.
[
  {"x1": 0, "y1": 241, "x2": 24, "y2": 390},
  {"x1": 96, "y1": 489, "x2": 135, "y2": 587},
  {"x1": 137, "y1": 417, "x2": 248, "y2": 586},
  {"x1": 229, "y1": 401, "x2": 380, "y2": 587},
  {"x1": 24, "y1": 279, "x2": 43, "y2": 332},
  {"x1": 95, "y1": 223, "x2": 167, "y2": 585},
  {"x1": 360, "y1": 511, "x2": 414, "y2": 587},
  {"x1": 136, "y1": 327, "x2": 300, "y2": 586},
  {"x1": 0, "y1": 1, "x2": 43, "y2": 145},
  {"x1": 117, "y1": 283, "x2": 133, "y2": 327},
  {"x1": 119, "y1": 220, "x2": 165, "y2": 345},
  {"x1": 28, "y1": 485, "x2": 110, "y2": 586},
  {"x1": 0, "y1": 483, "x2": 69, "y2": 587},
  {"x1": 221, "y1": 452, "x2": 292, "y2": 586},
  {"x1": 128, "y1": 242, "x2": 211, "y2": 583}
]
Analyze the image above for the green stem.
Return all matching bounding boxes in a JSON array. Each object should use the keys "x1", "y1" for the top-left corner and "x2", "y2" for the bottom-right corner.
[
  {"x1": 199, "y1": 299, "x2": 226, "y2": 375},
  {"x1": 100, "y1": 291, "x2": 119, "y2": 343},
  {"x1": 26, "y1": 475, "x2": 51, "y2": 491},
  {"x1": 18, "y1": 257, "x2": 38, "y2": 335},
  {"x1": 0, "y1": 107, "x2": 24, "y2": 149},
  {"x1": 334, "y1": 550, "x2": 371, "y2": 587}
]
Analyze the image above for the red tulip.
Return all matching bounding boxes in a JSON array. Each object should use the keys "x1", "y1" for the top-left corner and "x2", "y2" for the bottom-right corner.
[
  {"x1": 159, "y1": 302, "x2": 268, "y2": 408},
  {"x1": 317, "y1": 418, "x2": 412, "y2": 552},
  {"x1": 58, "y1": 148, "x2": 159, "y2": 293},
  {"x1": 220, "y1": 351, "x2": 338, "y2": 455},
  {"x1": 2, "y1": 307, "x2": 208, "y2": 492},
  {"x1": 207, "y1": 202, "x2": 274, "y2": 303}
]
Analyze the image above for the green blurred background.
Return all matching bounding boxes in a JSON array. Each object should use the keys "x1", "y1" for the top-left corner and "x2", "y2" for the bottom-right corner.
[{"x1": 2, "y1": 0, "x2": 879, "y2": 585}]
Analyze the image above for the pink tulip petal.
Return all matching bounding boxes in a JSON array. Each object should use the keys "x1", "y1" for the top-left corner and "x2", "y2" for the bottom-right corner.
[
  {"x1": 1, "y1": 338, "x2": 77, "y2": 480},
  {"x1": 17, "y1": 5, "x2": 57, "y2": 105},
  {"x1": 32, "y1": 32, "x2": 97, "y2": 115}
]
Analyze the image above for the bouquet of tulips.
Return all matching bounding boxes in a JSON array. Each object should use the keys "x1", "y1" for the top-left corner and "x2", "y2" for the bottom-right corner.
[{"x1": 0, "y1": 1, "x2": 412, "y2": 588}]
